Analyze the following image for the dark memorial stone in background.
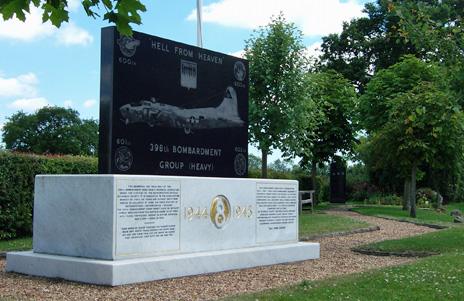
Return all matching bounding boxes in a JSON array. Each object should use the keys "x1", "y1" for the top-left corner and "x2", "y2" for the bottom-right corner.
[
  {"x1": 99, "y1": 27, "x2": 248, "y2": 177},
  {"x1": 330, "y1": 162, "x2": 346, "y2": 203}
]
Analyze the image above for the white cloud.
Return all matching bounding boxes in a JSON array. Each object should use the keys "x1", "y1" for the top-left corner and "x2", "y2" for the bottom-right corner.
[
  {"x1": 0, "y1": 6, "x2": 93, "y2": 45},
  {"x1": 83, "y1": 99, "x2": 96, "y2": 108},
  {"x1": 188, "y1": 0, "x2": 364, "y2": 36},
  {"x1": 229, "y1": 50, "x2": 245, "y2": 58},
  {"x1": 64, "y1": 100, "x2": 74, "y2": 108},
  {"x1": 1, "y1": 72, "x2": 49, "y2": 112},
  {"x1": 68, "y1": 0, "x2": 81, "y2": 11},
  {"x1": 0, "y1": 7, "x2": 55, "y2": 41},
  {"x1": 0, "y1": 72, "x2": 39, "y2": 98},
  {"x1": 305, "y1": 41, "x2": 322, "y2": 58},
  {"x1": 8, "y1": 97, "x2": 49, "y2": 112},
  {"x1": 56, "y1": 22, "x2": 93, "y2": 46}
]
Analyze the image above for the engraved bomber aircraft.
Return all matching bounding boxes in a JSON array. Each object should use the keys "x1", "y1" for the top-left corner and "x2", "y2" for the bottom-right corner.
[{"x1": 119, "y1": 86, "x2": 244, "y2": 134}]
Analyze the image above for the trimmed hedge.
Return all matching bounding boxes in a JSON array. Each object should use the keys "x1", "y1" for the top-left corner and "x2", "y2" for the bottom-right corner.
[{"x1": 0, "y1": 151, "x2": 97, "y2": 239}]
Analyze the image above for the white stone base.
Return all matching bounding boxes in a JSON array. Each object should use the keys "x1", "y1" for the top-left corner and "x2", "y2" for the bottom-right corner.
[{"x1": 7, "y1": 242, "x2": 319, "y2": 286}]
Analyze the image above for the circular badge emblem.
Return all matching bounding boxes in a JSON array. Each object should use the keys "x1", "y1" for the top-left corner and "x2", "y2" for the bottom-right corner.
[
  {"x1": 234, "y1": 153, "x2": 247, "y2": 176},
  {"x1": 210, "y1": 195, "x2": 231, "y2": 229},
  {"x1": 115, "y1": 146, "x2": 133, "y2": 172},
  {"x1": 234, "y1": 61, "x2": 246, "y2": 81},
  {"x1": 117, "y1": 36, "x2": 140, "y2": 57}
]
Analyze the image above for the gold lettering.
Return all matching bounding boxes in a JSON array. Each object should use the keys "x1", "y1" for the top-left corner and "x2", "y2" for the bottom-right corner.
[{"x1": 183, "y1": 207, "x2": 208, "y2": 221}]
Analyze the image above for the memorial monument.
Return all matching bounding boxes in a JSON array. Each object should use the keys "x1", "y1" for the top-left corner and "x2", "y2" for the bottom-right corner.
[
  {"x1": 99, "y1": 27, "x2": 249, "y2": 177},
  {"x1": 6, "y1": 27, "x2": 320, "y2": 286}
]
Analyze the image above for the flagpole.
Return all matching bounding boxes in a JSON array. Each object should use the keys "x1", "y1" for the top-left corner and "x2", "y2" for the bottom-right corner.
[{"x1": 196, "y1": 0, "x2": 203, "y2": 48}]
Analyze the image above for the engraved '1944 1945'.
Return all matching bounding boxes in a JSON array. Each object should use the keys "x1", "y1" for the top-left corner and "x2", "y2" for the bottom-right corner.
[{"x1": 184, "y1": 195, "x2": 253, "y2": 229}]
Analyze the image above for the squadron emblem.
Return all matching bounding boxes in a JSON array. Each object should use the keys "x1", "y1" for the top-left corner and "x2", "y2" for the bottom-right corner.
[
  {"x1": 117, "y1": 36, "x2": 140, "y2": 57},
  {"x1": 115, "y1": 146, "x2": 133, "y2": 171}
]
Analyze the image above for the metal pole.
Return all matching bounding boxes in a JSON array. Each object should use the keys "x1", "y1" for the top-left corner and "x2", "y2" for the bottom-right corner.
[{"x1": 196, "y1": 0, "x2": 203, "y2": 48}]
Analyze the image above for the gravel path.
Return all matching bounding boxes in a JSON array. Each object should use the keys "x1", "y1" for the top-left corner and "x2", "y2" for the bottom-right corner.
[{"x1": 0, "y1": 210, "x2": 436, "y2": 301}]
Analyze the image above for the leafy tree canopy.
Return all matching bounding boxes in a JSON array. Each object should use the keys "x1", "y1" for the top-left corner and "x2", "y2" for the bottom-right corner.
[
  {"x1": 289, "y1": 70, "x2": 357, "y2": 191},
  {"x1": 245, "y1": 13, "x2": 309, "y2": 177},
  {"x1": 319, "y1": 0, "x2": 417, "y2": 93},
  {"x1": 248, "y1": 153, "x2": 262, "y2": 170},
  {"x1": 2, "y1": 106, "x2": 99, "y2": 156},
  {"x1": 299, "y1": 70, "x2": 357, "y2": 166},
  {"x1": 391, "y1": 0, "x2": 463, "y2": 65},
  {"x1": 268, "y1": 159, "x2": 292, "y2": 173},
  {"x1": 360, "y1": 56, "x2": 464, "y2": 216},
  {"x1": 391, "y1": 0, "x2": 464, "y2": 104},
  {"x1": 0, "y1": 0, "x2": 146, "y2": 35},
  {"x1": 359, "y1": 55, "x2": 449, "y2": 134}
]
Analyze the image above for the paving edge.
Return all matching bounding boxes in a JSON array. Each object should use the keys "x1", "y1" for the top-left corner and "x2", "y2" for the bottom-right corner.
[
  {"x1": 352, "y1": 247, "x2": 439, "y2": 258},
  {"x1": 348, "y1": 209, "x2": 449, "y2": 229},
  {"x1": 300, "y1": 225, "x2": 380, "y2": 241}
]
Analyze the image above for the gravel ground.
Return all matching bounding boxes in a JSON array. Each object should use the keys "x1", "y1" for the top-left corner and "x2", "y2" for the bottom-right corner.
[{"x1": 0, "y1": 210, "x2": 436, "y2": 301}]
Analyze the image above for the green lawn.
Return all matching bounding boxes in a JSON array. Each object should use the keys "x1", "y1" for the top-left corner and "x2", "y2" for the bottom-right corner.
[
  {"x1": 225, "y1": 252, "x2": 464, "y2": 301},
  {"x1": 351, "y1": 205, "x2": 454, "y2": 224},
  {"x1": 228, "y1": 221, "x2": 464, "y2": 301},
  {"x1": 0, "y1": 237, "x2": 32, "y2": 252},
  {"x1": 446, "y1": 202, "x2": 464, "y2": 213},
  {"x1": 312, "y1": 202, "x2": 333, "y2": 211},
  {"x1": 357, "y1": 226, "x2": 464, "y2": 255},
  {"x1": 299, "y1": 213, "x2": 369, "y2": 238}
]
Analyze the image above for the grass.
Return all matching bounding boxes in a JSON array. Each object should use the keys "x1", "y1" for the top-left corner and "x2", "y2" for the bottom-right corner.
[
  {"x1": 0, "y1": 237, "x2": 32, "y2": 252},
  {"x1": 446, "y1": 202, "x2": 464, "y2": 213},
  {"x1": 225, "y1": 252, "x2": 464, "y2": 301},
  {"x1": 299, "y1": 213, "x2": 369, "y2": 238},
  {"x1": 312, "y1": 202, "x2": 333, "y2": 211},
  {"x1": 229, "y1": 218, "x2": 464, "y2": 301},
  {"x1": 357, "y1": 226, "x2": 464, "y2": 255},
  {"x1": 351, "y1": 205, "x2": 454, "y2": 224}
]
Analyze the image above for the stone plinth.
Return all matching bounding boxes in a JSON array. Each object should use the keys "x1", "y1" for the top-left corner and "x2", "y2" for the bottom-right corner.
[{"x1": 7, "y1": 175, "x2": 320, "y2": 285}]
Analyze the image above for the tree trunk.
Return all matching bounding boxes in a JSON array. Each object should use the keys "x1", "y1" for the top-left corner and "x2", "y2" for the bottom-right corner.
[
  {"x1": 403, "y1": 178, "x2": 411, "y2": 211},
  {"x1": 409, "y1": 163, "x2": 418, "y2": 218},
  {"x1": 261, "y1": 149, "x2": 268, "y2": 178},
  {"x1": 311, "y1": 160, "x2": 317, "y2": 202}
]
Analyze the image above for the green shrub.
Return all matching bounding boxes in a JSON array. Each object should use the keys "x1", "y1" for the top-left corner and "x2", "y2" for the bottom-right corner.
[
  {"x1": 365, "y1": 194, "x2": 402, "y2": 206},
  {"x1": 416, "y1": 187, "x2": 443, "y2": 209},
  {"x1": 267, "y1": 169, "x2": 292, "y2": 179},
  {"x1": 0, "y1": 151, "x2": 97, "y2": 239},
  {"x1": 247, "y1": 168, "x2": 261, "y2": 178},
  {"x1": 293, "y1": 174, "x2": 313, "y2": 191},
  {"x1": 348, "y1": 181, "x2": 380, "y2": 202},
  {"x1": 316, "y1": 177, "x2": 329, "y2": 203},
  {"x1": 247, "y1": 168, "x2": 292, "y2": 179}
]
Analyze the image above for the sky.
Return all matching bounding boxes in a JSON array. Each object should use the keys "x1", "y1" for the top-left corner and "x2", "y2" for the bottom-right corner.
[{"x1": 0, "y1": 0, "x2": 371, "y2": 163}]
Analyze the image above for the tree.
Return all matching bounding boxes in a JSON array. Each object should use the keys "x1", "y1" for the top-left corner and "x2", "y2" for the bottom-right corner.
[
  {"x1": 76, "y1": 119, "x2": 99, "y2": 155},
  {"x1": 0, "y1": 0, "x2": 146, "y2": 35},
  {"x1": 358, "y1": 55, "x2": 444, "y2": 134},
  {"x1": 298, "y1": 70, "x2": 357, "y2": 192},
  {"x1": 360, "y1": 56, "x2": 464, "y2": 217},
  {"x1": 248, "y1": 153, "x2": 262, "y2": 170},
  {"x1": 319, "y1": 0, "x2": 417, "y2": 93},
  {"x1": 391, "y1": 0, "x2": 464, "y2": 104},
  {"x1": 269, "y1": 159, "x2": 292, "y2": 173},
  {"x1": 391, "y1": 0, "x2": 463, "y2": 66},
  {"x1": 245, "y1": 13, "x2": 307, "y2": 178},
  {"x1": 2, "y1": 106, "x2": 99, "y2": 156}
]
